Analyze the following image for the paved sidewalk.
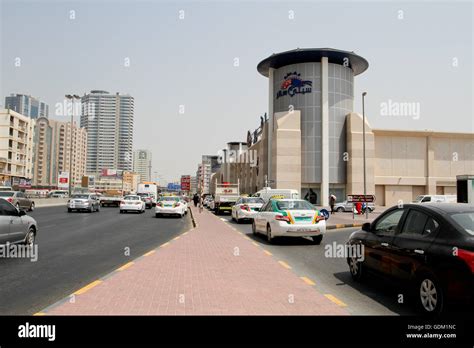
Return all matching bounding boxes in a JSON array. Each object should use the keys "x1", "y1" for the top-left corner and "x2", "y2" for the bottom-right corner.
[{"x1": 40, "y1": 206, "x2": 348, "y2": 315}]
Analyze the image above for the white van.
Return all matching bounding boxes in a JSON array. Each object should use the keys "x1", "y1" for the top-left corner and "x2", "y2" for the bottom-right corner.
[
  {"x1": 412, "y1": 195, "x2": 457, "y2": 203},
  {"x1": 252, "y1": 187, "x2": 299, "y2": 202},
  {"x1": 0, "y1": 186, "x2": 12, "y2": 191}
]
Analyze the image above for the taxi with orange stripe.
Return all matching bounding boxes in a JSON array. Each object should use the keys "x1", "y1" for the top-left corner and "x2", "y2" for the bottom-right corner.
[{"x1": 252, "y1": 199, "x2": 326, "y2": 244}]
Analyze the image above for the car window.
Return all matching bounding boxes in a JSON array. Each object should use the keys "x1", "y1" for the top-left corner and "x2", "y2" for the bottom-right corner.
[
  {"x1": 242, "y1": 197, "x2": 264, "y2": 204},
  {"x1": 423, "y1": 217, "x2": 440, "y2": 236},
  {"x1": 276, "y1": 200, "x2": 314, "y2": 211},
  {"x1": 450, "y1": 212, "x2": 474, "y2": 236},
  {"x1": 0, "y1": 199, "x2": 18, "y2": 216},
  {"x1": 260, "y1": 201, "x2": 271, "y2": 212},
  {"x1": 400, "y1": 210, "x2": 428, "y2": 236},
  {"x1": 421, "y1": 196, "x2": 431, "y2": 202},
  {"x1": 235, "y1": 199, "x2": 242, "y2": 205},
  {"x1": 0, "y1": 192, "x2": 14, "y2": 197},
  {"x1": 374, "y1": 209, "x2": 404, "y2": 235}
]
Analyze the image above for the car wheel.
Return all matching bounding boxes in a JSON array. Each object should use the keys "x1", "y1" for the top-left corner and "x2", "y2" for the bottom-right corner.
[
  {"x1": 336, "y1": 207, "x2": 344, "y2": 213},
  {"x1": 24, "y1": 227, "x2": 35, "y2": 247},
  {"x1": 266, "y1": 224, "x2": 273, "y2": 243},
  {"x1": 29, "y1": 202, "x2": 35, "y2": 211},
  {"x1": 252, "y1": 220, "x2": 257, "y2": 235},
  {"x1": 312, "y1": 235, "x2": 323, "y2": 245},
  {"x1": 417, "y1": 274, "x2": 444, "y2": 315},
  {"x1": 348, "y1": 255, "x2": 365, "y2": 281},
  {"x1": 120, "y1": 210, "x2": 124, "y2": 214}
]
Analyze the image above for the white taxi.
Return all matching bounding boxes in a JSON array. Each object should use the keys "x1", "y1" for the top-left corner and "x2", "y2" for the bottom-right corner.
[
  {"x1": 155, "y1": 196, "x2": 187, "y2": 218},
  {"x1": 252, "y1": 199, "x2": 326, "y2": 244},
  {"x1": 120, "y1": 195, "x2": 146, "y2": 214},
  {"x1": 231, "y1": 197, "x2": 265, "y2": 223}
]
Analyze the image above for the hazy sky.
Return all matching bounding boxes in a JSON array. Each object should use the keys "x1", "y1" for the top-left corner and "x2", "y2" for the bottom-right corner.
[{"x1": 1, "y1": 0, "x2": 472, "y2": 183}]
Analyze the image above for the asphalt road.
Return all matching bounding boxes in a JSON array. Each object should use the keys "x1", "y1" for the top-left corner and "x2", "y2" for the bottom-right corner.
[
  {"x1": 220, "y1": 214, "x2": 417, "y2": 315},
  {"x1": 0, "y1": 205, "x2": 192, "y2": 315}
]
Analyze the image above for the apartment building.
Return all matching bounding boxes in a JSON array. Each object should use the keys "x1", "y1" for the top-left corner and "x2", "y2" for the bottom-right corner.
[{"x1": 133, "y1": 149, "x2": 152, "y2": 182}]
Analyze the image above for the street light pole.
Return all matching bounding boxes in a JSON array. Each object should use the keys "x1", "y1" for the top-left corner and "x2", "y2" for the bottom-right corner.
[{"x1": 362, "y1": 92, "x2": 368, "y2": 219}]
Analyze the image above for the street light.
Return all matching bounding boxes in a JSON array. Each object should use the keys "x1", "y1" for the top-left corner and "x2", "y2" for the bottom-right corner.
[
  {"x1": 362, "y1": 92, "x2": 368, "y2": 219},
  {"x1": 65, "y1": 94, "x2": 81, "y2": 197}
]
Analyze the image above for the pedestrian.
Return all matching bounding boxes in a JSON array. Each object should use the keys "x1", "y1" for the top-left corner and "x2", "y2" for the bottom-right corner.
[
  {"x1": 329, "y1": 194, "x2": 336, "y2": 214},
  {"x1": 193, "y1": 193, "x2": 199, "y2": 207}
]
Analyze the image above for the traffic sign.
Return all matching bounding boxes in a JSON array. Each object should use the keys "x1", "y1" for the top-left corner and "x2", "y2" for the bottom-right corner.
[{"x1": 347, "y1": 194, "x2": 376, "y2": 203}]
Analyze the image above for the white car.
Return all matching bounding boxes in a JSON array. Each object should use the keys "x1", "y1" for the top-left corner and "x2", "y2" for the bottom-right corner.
[
  {"x1": 155, "y1": 196, "x2": 187, "y2": 218},
  {"x1": 231, "y1": 197, "x2": 265, "y2": 223},
  {"x1": 252, "y1": 199, "x2": 326, "y2": 244},
  {"x1": 120, "y1": 195, "x2": 146, "y2": 214}
]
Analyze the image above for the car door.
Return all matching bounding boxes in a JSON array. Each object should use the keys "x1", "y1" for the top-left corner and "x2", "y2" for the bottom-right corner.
[
  {"x1": 255, "y1": 201, "x2": 271, "y2": 231},
  {"x1": 390, "y1": 209, "x2": 440, "y2": 283},
  {"x1": 363, "y1": 208, "x2": 406, "y2": 276},
  {"x1": 0, "y1": 199, "x2": 26, "y2": 243},
  {"x1": 233, "y1": 198, "x2": 242, "y2": 216},
  {"x1": 0, "y1": 200, "x2": 11, "y2": 244},
  {"x1": 17, "y1": 192, "x2": 27, "y2": 209}
]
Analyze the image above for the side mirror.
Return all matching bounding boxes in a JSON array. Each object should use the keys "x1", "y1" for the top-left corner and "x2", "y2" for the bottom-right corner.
[
  {"x1": 18, "y1": 210, "x2": 26, "y2": 216},
  {"x1": 362, "y1": 222, "x2": 371, "y2": 232}
]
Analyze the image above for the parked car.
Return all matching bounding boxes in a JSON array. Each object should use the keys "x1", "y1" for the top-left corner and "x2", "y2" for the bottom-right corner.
[
  {"x1": 231, "y1": 197, "x2": 265, "y2": 223},
  {"x1": 120, "y1": 195, "x2": 146, "y2": 214},
  {"x1": 0, "y1": 191, "x2": 35, "y2": 211},
  {"x1": 334, "y1": 200, "x2": 375, "y2": 213},
  {"x1": 347, "y1": 203, "x2": 474, "y2": 314},
  {"x1": 0, "y1": 199, "x2": 37, "y2": 246},
  {"x1": 252, "y1": 199, "x2": 326, "y2": 244},
  {"x1": 67, "y1": 193, "x2": 100, "y2": 212},
  {"x1": 412, "y1": 195, "x2": 457, "y2": 204}
]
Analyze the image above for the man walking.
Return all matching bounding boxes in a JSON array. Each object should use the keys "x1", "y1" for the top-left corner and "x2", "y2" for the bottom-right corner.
[
  {"x1": 329, "y1": 194, "x2": 336, "y2": 214},
  {"x1": 193, "y1": 193, "x2": 199, "y2": 207}
]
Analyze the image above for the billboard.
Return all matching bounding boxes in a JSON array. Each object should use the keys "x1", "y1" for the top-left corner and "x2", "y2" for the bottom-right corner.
[
  {"x1": 58, "y1": 172, "x2": 69, "y2": 189},
  {"x1": 101, "y1": 168, "x2": 123, "y2": 178},
  {"x1": 180, "y1": 175, "x2": 191, "y2": 191},
  {"x1": 167, "y1": 183, "x2": 181, "y2": 191}
]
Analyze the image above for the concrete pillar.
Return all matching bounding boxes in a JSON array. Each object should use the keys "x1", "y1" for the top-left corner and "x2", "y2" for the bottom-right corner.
[
  {"x1": 321, "y1": 57, "x2": 329, "y2": 206},
  {"x1": 267, "y1": 68, "x2": 274, "y2": 186}
]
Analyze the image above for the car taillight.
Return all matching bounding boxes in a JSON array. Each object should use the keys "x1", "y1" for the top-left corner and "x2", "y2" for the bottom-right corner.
[
  {"x1": 457, "y1": 249, "x2": 474, "y2": 273},
  {"x1": 315, "y1": 215, "x2": 325, "y2": 222},
  {"x1": 275, "y1": 214, "x2": 290, "y2": 223},
  {"x1": 240, "y1": 204, "x2": 250, "y2": 211},
  {"x1": 174, "y1": 202, "x2": 181, "y2": 207},
  {"x1": 7, "y1": 198, "x2": 13, "y2": 203},
  {"x1": 120, "y1": 201, "x2": 125, "y2": 205}
]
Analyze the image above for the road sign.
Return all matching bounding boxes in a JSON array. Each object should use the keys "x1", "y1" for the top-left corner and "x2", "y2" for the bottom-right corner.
[
  {"x1": 319, "y1": 208, "x2": 330, "y2": 220},
  {"x1": 347, "y1": 194, "x2": 376, "y2": 203}
]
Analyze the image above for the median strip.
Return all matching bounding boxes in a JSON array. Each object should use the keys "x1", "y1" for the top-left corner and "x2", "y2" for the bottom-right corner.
[
  {"x1": 117, "y1": 262, "x2": 134, "y2": 271},
  {"x1": 143, "y1": 250, "x2": 155, "y2": 257},
  {"x1": 74, "y1": 280, "x2": 102, "y2": 295},
  {"x1": 324, "y1": 294, "x2": 347, "y2": 307},
  {"x1": 160, "y1": 242, "x2": 170, "y2": 248},
  {"x1": 263, "y1": 249, "x2": 272, "y2": 256},
  {"x1": 278, "y1": 261, "x2": 292, "y2": 269},
  {"x1": 300, "y1": 276, "x2": 316, "y2": 286}
]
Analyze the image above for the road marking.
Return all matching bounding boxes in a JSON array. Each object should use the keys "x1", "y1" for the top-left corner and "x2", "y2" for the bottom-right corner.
[
  {"x1": 278, "y1": 261, "x2": 291, "y2": 269},
  {"x1": 144, "y1": 250, "x2": 155, "y2": 257},
  {"x1": 33, "y1": 312, "x2": 46, "y2": 316},
  {"x1": 161, "y1": 242, "x2": 170, "y2": 248},
  {"x1": 300, "y1": 276, "x2": 316, "y2": 286},
  {"x1": 220, "y1": 218, "x2": 227, "y2": 221},
  {"x1": 182, "y1": 232, "x2": 188, "y2": 235},
  {"x1": 324, "y1": 294, "x2": 347, "y2": 307},
  {"x1": 263, "y1": 249, "x2": 272, "y2": 256},
  {"x1": 74, "y1": 280, "x2": 102, "y2": 295},
  {"x1": 173, "y1": 236, "x2": 180, "y2": 241},
  {"x1": 117, "y1": 262, "x2": 134, "y2": 271},
  {"x1": 252, "y1": 242, "x2": 260, "y2": 247}
]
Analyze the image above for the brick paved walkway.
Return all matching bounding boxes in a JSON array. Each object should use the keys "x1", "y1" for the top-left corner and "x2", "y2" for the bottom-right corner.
[{"x1": 43, "y1": 206, "x2": 348, "y2": 315}]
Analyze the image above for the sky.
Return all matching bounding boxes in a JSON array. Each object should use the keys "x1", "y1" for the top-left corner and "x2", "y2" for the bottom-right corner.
[{"x1": 1, "y1": 0, "x2": 473, "y2": 184}]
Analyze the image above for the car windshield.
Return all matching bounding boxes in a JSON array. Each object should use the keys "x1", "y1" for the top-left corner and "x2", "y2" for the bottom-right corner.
[
  {"x1": 0, "y1": 192, "x2": 14, "y2": 197},
  {"x1": 72, "y1": 195, "x2": 89, "y2": 199},
  {"x1": 124, "y1": 196, "x2": 140, "y2": 200},
  {"x1": 450, "y1": 212, "x2": 474, "y2": 235},
  {"x1": 137, "y1": 193, "x2": 149, "y2": 196},
  {"x1": 242, "y1": 198, "x2": 264, "y2": 204},
  {"x1": 276, "y1": 200, "x2": 315, "y2": 211}
]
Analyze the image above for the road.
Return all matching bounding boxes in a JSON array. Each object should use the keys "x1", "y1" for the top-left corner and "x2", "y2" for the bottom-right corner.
[
  {"x1": 219, "y1": 214, "x2": 417, "y2": 315},
  {"x1": 0, "y1": 205, "x2": 192, "y2": 315}
]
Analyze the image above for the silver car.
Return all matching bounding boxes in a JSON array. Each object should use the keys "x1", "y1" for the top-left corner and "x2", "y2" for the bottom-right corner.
[
  {"x1": 0, "y1": 199, "x2": 37, "y2": 246},
  {"x1": 0, "y1": 191, "x2": 35, "y2": 211},
  {"x1": 67, "y1": 193, "x2": 100, "y2": 213},
  {"x1": 333, "y1": 200, "x2": 375, "y2": 213}
]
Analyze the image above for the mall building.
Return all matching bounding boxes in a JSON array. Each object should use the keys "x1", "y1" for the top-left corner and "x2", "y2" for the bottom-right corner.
[{"x1": 211, "y1": 48, "x2": 474, "y2": 207}]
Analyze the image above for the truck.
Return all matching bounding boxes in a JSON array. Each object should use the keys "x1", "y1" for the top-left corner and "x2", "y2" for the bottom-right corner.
[
  {"x1": 252, "y1": 187, "x2": 299, "y2": 202},
  {"x1": 213, "y1": 182, "x2": 240, "y2": 215},
  {"x1": 137, "y1": 183, "x2": 158, "y2": 206},
  {"x1": 99, "y1": 190, "x2": 123, "y2": 207}
]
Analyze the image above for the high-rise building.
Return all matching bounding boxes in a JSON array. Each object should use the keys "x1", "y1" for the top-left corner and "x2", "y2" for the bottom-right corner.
[
  {"x1": 197, "y1": 155, "x2": 220, "y2": 194},
  {"x1": 32, "y1": 116, "x2": 87, "y2": 187},
  {"x1": 80, "y1": 90, "x2": 134, "y2": 175},
  {"x1": 133, "y1": 149, "x2": 152, "y2": 182},
  {"x1": 5, "y1": 94, "x2": 49, "y2": 119},
  {"x1": 0, "y1": 109, "x2": 36, "y2": 187}
]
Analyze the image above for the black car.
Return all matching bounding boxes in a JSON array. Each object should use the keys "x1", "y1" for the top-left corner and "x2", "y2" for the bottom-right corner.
[{"x1": 347, "y1": 203, "x2": 474, "y2": 314}]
